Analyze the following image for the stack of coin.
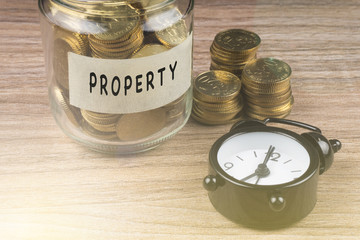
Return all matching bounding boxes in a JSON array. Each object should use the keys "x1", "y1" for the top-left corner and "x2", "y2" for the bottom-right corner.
[
  {"x1": 88, "y1": 4, "x2": 144, "y2": 59},
  {"x1": 162, "y1": 93, "x2": 188, "y2": 121},
  {"x1": 192, "y1": 70, "x2": 245, "y2": 125},
  {"x1": 155, "y1": 19, "x2": 188, "y2": 48},
  {"x1": 210, "y1": 29, "x2": 261, "y2": 78},
  {"x1": 53, "y1": 27, "x2": 89, "y2": 91},
  {"x1": 80, "y1": 109, "x2": 120, "y2": 134},
  {"x1": 241, "y1": 57, "x2": 294, "y2": 120},
  {"x1": 144, "y1": 6, "x2": 188, "y2": 48},
  {"x1": 53, "y1": 86, "x2": 81, "y2": 127}
]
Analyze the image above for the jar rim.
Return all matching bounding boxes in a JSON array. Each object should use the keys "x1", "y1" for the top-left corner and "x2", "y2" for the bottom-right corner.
[
  {"x1": 38, "y1": 0, "x2": 194, "y2": 34},
  {"x1": 39, "y1": 0, "x2": 191, "y2": 18}
]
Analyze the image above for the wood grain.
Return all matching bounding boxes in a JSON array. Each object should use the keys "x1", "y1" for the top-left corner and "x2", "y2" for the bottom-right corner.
[{"x1": 1, "y1": 0, "x2": 359, "y2": 239}]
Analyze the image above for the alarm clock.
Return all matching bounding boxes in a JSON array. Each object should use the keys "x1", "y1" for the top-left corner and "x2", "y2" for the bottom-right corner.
[{"x1": 203, "y1": 118, "x2": 341, "y2": 228}]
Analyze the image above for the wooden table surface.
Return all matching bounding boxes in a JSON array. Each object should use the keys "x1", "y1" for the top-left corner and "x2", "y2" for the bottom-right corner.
[{"x1": 1, "y1": 0, "x2": 360, "y2": 239}]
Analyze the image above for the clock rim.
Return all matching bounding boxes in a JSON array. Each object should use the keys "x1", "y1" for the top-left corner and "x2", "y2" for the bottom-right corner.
[{"x1": 209, "y1": 126, "x2": 320, "y2": 190}]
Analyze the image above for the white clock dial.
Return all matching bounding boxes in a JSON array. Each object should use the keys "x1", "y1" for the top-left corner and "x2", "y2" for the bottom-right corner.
[{"x1": 217, "y1": 132, "x2": 311, "y2": 186}]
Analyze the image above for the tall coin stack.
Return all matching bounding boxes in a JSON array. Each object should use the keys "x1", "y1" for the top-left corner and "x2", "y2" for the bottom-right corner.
[
  {"x1": 88, "y1": 13, "x2": 144, "y2": 59},
  {"x1": 241, "y1": 57, "x2": 294, "y2": 120},
  {"x1": 80, "y1": 4, "x2": 145, "y2": 140},
  {"x1": 210, "y1": 29, "x2": 261, "y2": 78},
  {"x1": 192, "y1": 70, "x2": 245, "y2": 125}
]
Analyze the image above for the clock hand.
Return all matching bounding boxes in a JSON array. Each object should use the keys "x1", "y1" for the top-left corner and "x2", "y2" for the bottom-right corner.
[
  {"x1": 253, "y1": 146, "x2": 275, "y2": 185},
  {"x1": 240, "y1": 172, "x2": 258, "y2": 182},
  {"x1": 262, "y1": 145, "x2": 276, "y2": 166},
  {"x1": 255, "y1": 176, "x2": 260, "y2": 185},
  {"x1": 254, "y1": 163, "x2": 271, "y2": 185},
  {"x1": 240, "y1": 146, "x2": 276, "y2": 184}
]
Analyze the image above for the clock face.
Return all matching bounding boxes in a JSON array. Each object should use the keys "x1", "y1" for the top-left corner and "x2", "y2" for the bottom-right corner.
[{"x1": 216, "y1": 131, "x2": 311, "y2": 186}]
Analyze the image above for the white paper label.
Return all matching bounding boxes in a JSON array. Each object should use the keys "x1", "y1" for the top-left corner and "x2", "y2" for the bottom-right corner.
[{"x1": 69, "y1": 34, "x2": 192, "y2": 114}]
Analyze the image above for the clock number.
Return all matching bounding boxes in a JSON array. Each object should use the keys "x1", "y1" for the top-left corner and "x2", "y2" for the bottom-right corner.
[
  {"x1": 270, "y1": 152, "x2": 281, "y2": 162},
  {"x1": 224, "y1": 162, "x2": 234, "y2": 171},
  {"x1": 264, "y1": 151, "x2": 281, "y2": 162}
]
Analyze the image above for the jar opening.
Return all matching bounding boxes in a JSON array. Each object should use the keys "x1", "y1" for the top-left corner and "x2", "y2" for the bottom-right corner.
[{"x1": 44, "y1": 0, "x2": 178, "y2": 17}]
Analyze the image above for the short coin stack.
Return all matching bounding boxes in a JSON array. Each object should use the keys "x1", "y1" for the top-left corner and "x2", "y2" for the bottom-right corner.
[
  {"x1": 88, "y1": 4, "x2": 144, "y2": 59},
  {"x1": 80, "y1": 109, "x2": 120, "y2": 132},
  {"x1": 192, "y1": 70, "x2": 245, "y2": 125},
  {"x1": 241, "y1": 57, "x2": 294, "y2": 120},
  {"x1": 210, "y1": 29, "x2": 261, "y2": 78},
  {"x1": 156, "y1": 19, "x2": 188, "y2": 48}
]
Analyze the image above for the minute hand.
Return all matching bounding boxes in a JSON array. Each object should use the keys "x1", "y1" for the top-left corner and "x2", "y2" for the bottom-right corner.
[{"x1": 262, "y1": 145, "x2": 276, "y2": 166}]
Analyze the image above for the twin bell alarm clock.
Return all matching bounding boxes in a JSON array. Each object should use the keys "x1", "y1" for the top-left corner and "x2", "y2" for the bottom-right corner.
[{"x1": 203, "y1": 118, "x2": 341, "y2": 228}]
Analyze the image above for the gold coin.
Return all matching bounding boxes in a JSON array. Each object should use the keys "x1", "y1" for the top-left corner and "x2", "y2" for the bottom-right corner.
[
  {"x1": 197, "y1": 108, "x2": 243, "y2": 122},
  {"x1": 156, "y1": 19, "x2": 188, "y2": 48},
  {"x1": 192, "y1": 92, "x2": 245, "y2": 125},
  {"x1": 53, "y1": 30, "x2": 89, "y2": 90},
  {"x1": 194, "y1": 70, "x2": 241, "y2": 102},
  {"x1": 89, "y1": 25, "x2": 143, "y2": 45},
  {"x1": 88, "y1": 20, "x2": 144, "y2": 59},
  {"x1": 115, "y1": 108, "x2": 166, "y2": 141},
  {"x1": 209, "y1": 29, "x2": 260, "y2": 82},
  {"x1": 209, "y1": 67, "x2": 243, "y2": 80},
  {"x1": 244, "y1": 90, "x2": 293, "y2": 107},
  {"x1": 210, "y1": 59, "x2": 247, "y2": 78},
  {"x1": 81, "y1": 109, "x2": 120, "y2": 132},
  {"x1": 210, "y1": 58, "x2": 248, "y2": 71},
  {"x1": 129, "y1": 0, "x2": 168, "y2": 9},
  {"x1": 193, "y1": 100, "x2": 242, "y2": 117},
  {"x1": 241, "y1": 82, "x2": 291, "y2": 96},
  {"x1": 245, "y1": 96, "x2": 294, "y2": 119},
  {"x1": 192, "y1": 109, "x2": 245, "y2": 125},
  {"x1": 53, "y1": 86, "x2": 80, "y2": 127},
  {"x1": 162, "y1": 94, "x2": 186, "y2": 119},
  {"x1": 210, "y1": 45, "x2": 257, "y2": 64},
  {"x1": 81, "y1": 121, "x2": 118, "y2": 140},
  {"x1": 193, "y1": 98, "x2": 244, "y2": 116},
  {"x1": 213, "y1": 29, "x2": 261, "y2": 53},
  {"x1": 81, "y1": 110, "x2": 120, "y2": 125},
  {"x1": 89, "y1": 28, "x2": 143, "y2": 52},
  {"x1": 91, "y1": 6, "x2": 140, "y2": 41},
  {"x1": 242, "y1": 58, "x2": 292, "y2": 84},
  {"x1": 246, "y1": 110, "x2": 291, "y2": 121},
  {"x1": 132, "y1": 44, "x2": 168, "y2": 58},
  {"x1": 246, "y1": 98, "x2": 293, "y2": 114},
  {"x1": 90, "y1": 45, "x2": 138, "y2": 59}
]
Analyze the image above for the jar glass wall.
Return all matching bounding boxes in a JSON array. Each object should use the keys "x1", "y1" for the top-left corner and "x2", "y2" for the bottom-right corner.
[{"x1": 39, "y1": 0, "x2": 194, "y2": 153}]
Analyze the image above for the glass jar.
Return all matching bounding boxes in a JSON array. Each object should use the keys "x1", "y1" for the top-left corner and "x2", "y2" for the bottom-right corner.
[{"x1": 39, "y1": 0, "x2": 194, "y2": 154}]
